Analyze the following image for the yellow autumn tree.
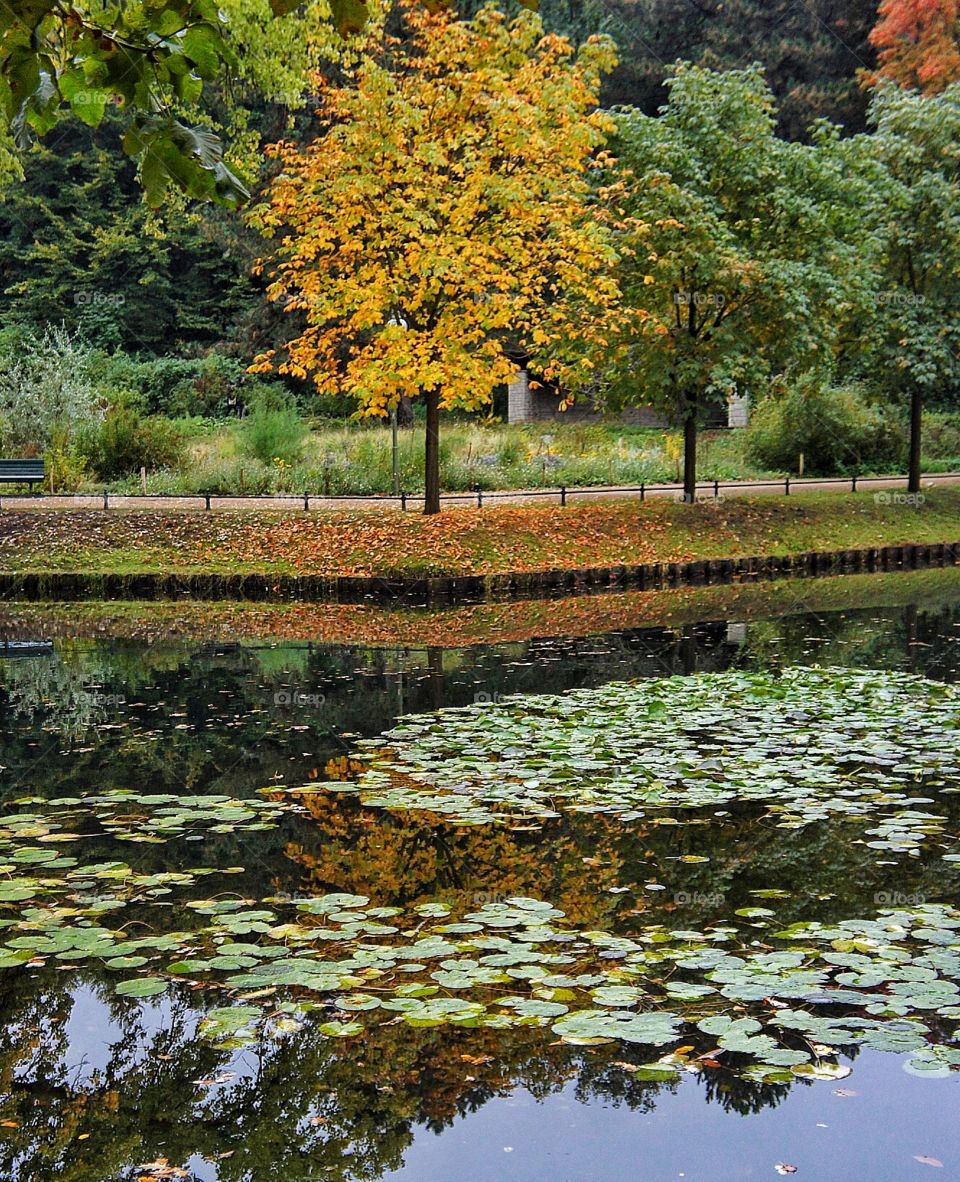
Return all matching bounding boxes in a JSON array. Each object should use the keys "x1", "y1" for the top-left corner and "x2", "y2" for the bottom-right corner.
[{"x1": 249, "y1": 1, "x2": 633, "y2": 513}]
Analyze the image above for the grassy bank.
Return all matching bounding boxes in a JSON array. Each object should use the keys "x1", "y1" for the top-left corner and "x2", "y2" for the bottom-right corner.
[{"x1": 1, "y1": 489, "x2": 958, "y2": 580}]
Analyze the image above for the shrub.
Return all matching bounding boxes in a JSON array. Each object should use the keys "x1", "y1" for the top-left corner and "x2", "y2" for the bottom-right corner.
[
  {"x1": 0, "y1": 325, "x2": 103, "y2": 452},
  {"x1": 44, "y1": 428, "x2": 88, "y2": 493},
  {"x1": 238, "y1": 399, "x2": 307, "y2": 466},
  {"x1": 77, "y1": 401, "x2": 185, "y2": 479},
  {"x1": 923, "y1": 412, "x2": 960, "y2": 462},
  {"x1": 87, "y1": 353, "x2": 289, "y2": 417},
  {"x1": 744, "y1": 376, "x2": 903, "y2": 475}
]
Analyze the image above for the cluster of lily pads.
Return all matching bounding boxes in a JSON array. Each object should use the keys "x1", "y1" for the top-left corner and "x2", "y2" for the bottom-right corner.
[
  {"x1": 2, "y1": 666, "x2": 960, "y2": 1084},
  {"x1": 0, "y1": 790, "x2": 297, "y2": 847},
  {"x1": 308, "y1": 669, "x2": 960, "y2": 842},
  {"x1": 0, "y1": 790, "x2": 295, "y2": 916},
  {"x1": 3, "y1": 873, "x2": 960, "y2": 1080}
]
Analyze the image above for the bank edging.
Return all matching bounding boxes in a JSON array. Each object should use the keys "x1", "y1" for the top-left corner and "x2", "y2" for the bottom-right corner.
[{"x1": 0, "y1": 540, "x2": 958, "y2": 604}]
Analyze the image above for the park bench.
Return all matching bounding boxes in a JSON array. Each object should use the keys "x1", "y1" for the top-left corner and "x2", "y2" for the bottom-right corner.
[{"x1": 0, "y1": 458, "x2": 44, "y2": 492}]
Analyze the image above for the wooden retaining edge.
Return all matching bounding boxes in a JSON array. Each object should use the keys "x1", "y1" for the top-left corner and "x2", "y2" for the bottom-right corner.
[{"x1": 0, "y1": 540, "x2": 958, "y2": 605}]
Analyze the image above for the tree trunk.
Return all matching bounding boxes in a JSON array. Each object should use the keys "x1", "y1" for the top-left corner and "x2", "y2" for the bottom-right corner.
[
  {"x1": 397, "y1": 394, "x2": 414, "y2": 428},
  {"x1": 683, "y1": 391, "x2": 698, "y2": 503},
  {"x1": 908, "y1": 386, "x2": 922, "y2": 494},
  {"x1": 424, "y1": 386, "x2": 441, "y2": 515}
]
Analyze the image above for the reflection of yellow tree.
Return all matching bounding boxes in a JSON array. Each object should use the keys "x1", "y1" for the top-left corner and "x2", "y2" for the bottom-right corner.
[{"x1": 286, "y1": 788, "x2": 629, "y2": 930}]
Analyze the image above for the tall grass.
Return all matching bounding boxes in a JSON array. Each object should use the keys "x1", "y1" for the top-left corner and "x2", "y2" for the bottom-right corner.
[{"x1": 78, "y1": 413, "x2": 958, "y2": 496}]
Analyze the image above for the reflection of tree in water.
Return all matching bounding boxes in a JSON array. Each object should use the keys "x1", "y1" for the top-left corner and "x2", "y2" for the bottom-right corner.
[
  {"x1": 285, "y1": 791, "x2": 960, "y2": 934},
  {"x1": 0, "y1": 970, "x2": 836, "y2": 1182},
  {"x1": 0, "y1": 643, "x2": 146, "y2": 741},
  {"x1": 2, "y1": 594, "x2": 957, "y2": 809},
  {"x1": 699, "y1": 1070, "x2": 794, "y2": 1116},
  {"x1": 1, "y1": 594, "x2": 959, "y2": 1177},
  {"x1": 734, "y1": 600, "x2": 960, "y2": 681}
]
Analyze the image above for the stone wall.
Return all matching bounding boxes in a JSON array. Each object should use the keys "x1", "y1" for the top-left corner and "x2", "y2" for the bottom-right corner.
[
  {"x1": 507, "y1": 370, "x2": 667, "y2": 427},
  {"x1": 727, "y1": 392, "x2": 750, "y2": 428}
]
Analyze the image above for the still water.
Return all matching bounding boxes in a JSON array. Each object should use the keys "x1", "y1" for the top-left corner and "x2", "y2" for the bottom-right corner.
[{"x1": 0, "y1": 570, "x2": 959, "y2": 1182}]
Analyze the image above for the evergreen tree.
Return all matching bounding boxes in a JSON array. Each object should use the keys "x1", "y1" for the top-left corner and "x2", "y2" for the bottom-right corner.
[
  {"x1": 0, "y1": 113, "x2": 257, "y2": 353},
  {"x1": 460, "y1": 0, "x2": 880, "y2": 139}
]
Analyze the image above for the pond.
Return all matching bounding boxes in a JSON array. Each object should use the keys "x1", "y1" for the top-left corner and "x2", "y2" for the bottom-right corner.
[{"x1": 1, "y1": 568, "x2": 960, "y2": 1182}]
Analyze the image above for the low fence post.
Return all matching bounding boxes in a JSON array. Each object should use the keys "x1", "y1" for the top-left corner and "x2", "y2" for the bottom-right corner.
[
  {"x1": 102, "y1": 490, "x2": 108, "y2": 510},
  {"x1": 400, "y1": 490, "x2": 407, "y2": 511},
  {"x1": 713, "y1": 478, "x2": 719, "y2": 499},
  {"x1": 560, "y1": 485, "x2": 566, "y2": 507},
  {"x1": 303, "y1": 491, "x2": 309, "y2": 512},
  {"x1": 476, "y1": 485, "x2": 483, "y2": 509},
  {"x1": 852, "y1": 475, "x2": 857, "y2": 493},
  {"x1": 785, "y1": 475, "x2": 790, "y2": 496},
  {"x1": 640, "y1": 482, "x2": 645, "y2": 502},
  {"x1": 204, "y1": 493, "x2": 211, "y2": 511}
]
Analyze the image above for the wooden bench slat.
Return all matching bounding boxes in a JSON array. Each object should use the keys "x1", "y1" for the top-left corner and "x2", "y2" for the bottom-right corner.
[{"x1": 0, "y1": 459, "x2": 45, "y2": 487}]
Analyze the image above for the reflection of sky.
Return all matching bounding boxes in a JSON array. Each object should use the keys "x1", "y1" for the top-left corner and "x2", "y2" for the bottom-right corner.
[
  {"x1": 59, "y1": 984, "x2": 256, "y2": 1095},
  {"x1": 385, "y1": 1052, "x2": 960, "y2": 1182},
  {"x1": 62, "y1": 985, "x2": 194, "y2": 1082}
]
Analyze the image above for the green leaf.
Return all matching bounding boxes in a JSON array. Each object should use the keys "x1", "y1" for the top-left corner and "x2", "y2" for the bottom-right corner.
[{"x1": 115, "y1": 978, "x2": 168, "y2": 998}]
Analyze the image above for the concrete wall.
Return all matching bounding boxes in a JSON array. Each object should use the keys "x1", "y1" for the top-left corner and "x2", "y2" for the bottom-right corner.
[
  {"x1": 507, "y1": 370, "x2": 667, "y2": 428},
  {"x1": 507, "y1": 370, "x2": 534, "y2": 423},
  {"x1": 506, "y1": 370, "x2": 742, "y2": 429},
  {"x1": 728, "y1": 392, "x2": 750, "y2": 428}
]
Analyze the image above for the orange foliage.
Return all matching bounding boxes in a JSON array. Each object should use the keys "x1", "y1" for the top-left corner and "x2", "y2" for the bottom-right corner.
[{"x1": 869, "y1": 0, "x2": 960, "y2": 92}]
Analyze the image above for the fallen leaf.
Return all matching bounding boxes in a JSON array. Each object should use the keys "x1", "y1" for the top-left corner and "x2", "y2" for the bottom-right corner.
[{"x1": 136, "y1": 1159, "x2": 190, "y2": 1179}]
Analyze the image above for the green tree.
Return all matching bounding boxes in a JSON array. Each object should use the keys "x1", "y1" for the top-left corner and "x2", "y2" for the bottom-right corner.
[
  {"x1": 848, "y1": 83, "x2": 960, "y2": 492},
  {"x1": 461, "y1": 0, "x2": 881, "y2": 139},
  {"x1": 603, "y1": 65, "x2": 868, "y2": 501},
  {"x1": 0, "y1": 111, "x2": 257, "y2": 352},
  {"x1": 0, "y1": 0, "x2": 356, "y2": 205}
]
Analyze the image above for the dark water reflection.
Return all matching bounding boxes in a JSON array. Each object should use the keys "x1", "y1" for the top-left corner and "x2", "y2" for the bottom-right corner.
[{"x1": 1, "y1": 570, "x2": 960, "y2": 1180}]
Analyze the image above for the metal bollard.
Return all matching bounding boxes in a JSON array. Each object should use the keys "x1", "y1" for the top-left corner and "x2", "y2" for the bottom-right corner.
[{"x1": 560, "y1": 485, "x2": 566, "y2": 507}]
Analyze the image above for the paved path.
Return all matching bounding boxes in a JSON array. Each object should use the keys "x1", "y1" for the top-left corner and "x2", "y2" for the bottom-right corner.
[{"x1": 0, "y1": 472, "x2": 957, "y2": 512}]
